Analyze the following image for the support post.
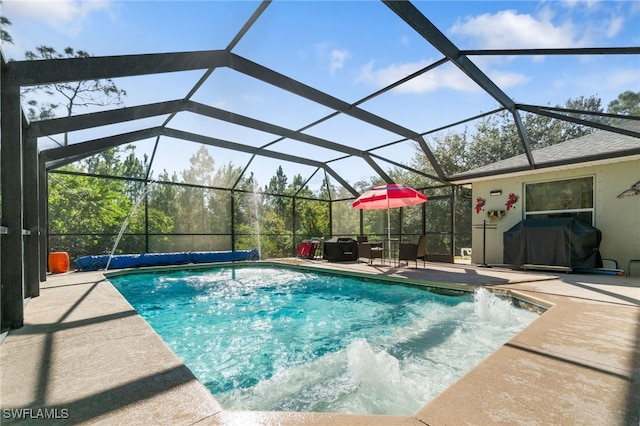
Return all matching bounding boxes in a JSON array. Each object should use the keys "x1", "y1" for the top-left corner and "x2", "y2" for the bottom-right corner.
[
  {"x1": 38, "y1": 158, "x2": 48, "y2": 282},
  {"x1": 23, "y1": 134, "x2": 40, "y2": 297},
  {"x1": 292, "y1": 197, "x2": 297, "y2": 257},
  {"x1": 144, "y1": 180, "x2": 150, "y2": 253},
  {"x1": 1, "y1": 60, "x2": 25, "y2": 329},
  {"x1": 230, "y1": 191, "x2": 235, "y2": 251},
  {"x1": 451, "y1": 186, "x2": 456, "y2": 259},
  {"x1": 482, "y1": 220, "x2": 488, "y2": 266}
]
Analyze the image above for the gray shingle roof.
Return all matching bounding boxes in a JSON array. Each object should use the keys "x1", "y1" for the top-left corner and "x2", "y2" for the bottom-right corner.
[{"x1": 449, "y1": 121, "x2": 640, "y2": 182}]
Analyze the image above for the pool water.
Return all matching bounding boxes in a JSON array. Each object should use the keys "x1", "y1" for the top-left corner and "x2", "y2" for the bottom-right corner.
[{"x1": 109, "y1": 265, "x2": 539, "y2": 415}]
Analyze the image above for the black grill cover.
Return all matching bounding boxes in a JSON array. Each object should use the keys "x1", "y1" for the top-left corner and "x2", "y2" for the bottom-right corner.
[
  {"x1": 323, "y1": 237, "x2": 358, "y2": 262},
  {"x1": 503, "y1": 218, "x2": 602, "y2": 269}
]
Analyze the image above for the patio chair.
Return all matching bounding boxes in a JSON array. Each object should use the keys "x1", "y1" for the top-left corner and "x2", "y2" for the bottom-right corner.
[
  {"x1": 398, "y1": 235, "x2": 427, "y2": 268},
  {"x1": 358, "y1": 242, "x2": 384, "y2": 265},
  {"x1": 357, "y1": 235, "x2": 368, "y2": 243}
]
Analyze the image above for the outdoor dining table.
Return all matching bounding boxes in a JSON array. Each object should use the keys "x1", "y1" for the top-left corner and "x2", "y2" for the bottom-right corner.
[{"x1": 365, "y1": 239, "x2": 399, "y2": 267}]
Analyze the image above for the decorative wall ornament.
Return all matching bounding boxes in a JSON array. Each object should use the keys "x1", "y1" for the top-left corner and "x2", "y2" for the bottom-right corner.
[
  {"x1": 616, "y1": 180, "x2": 640, "y2": 198},
  {"x1": 487, "y1": 210, "x2": 506, "y2": 222},
  {"x1": 506, "y1": 193, "x2": 519, "y2": 210},
  {"x1": 475, "y1": 197, "x2": 485, "y2": 214}
]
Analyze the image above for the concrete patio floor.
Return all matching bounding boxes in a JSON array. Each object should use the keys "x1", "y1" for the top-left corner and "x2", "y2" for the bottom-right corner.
[{"x1": 1, "y1": 259, "x2": 638, "y2": 425}]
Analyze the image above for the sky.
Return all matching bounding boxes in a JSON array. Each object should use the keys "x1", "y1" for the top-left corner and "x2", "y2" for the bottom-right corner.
[{"x1": 2, "y1": 0, "x2": 639, "y2": 192}]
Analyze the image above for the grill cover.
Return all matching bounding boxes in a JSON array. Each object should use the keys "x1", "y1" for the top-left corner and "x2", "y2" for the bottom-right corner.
[
  {"x1": 503, "y1": 218, "x2": 602, "y2": 270},
  {"x1": 323, "y1": 237, "x2": 358, "y2": 262}
]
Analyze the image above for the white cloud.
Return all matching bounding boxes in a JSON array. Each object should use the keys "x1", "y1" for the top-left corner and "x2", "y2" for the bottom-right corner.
[
  {"x1": 329, "y1": 49, "x2": 349, "y2": 76},
  {"x1": 552, "y1": 77, "x2": 568, "y2": 91},
  {"x1": 605, "y1": 15, "x2": 624, "y2": 38},
  {"x1": 314, "y1": 41, "x2": 329, "y2": 56},
  {"x1": 487, "y1": 70, "x2": 531, "y2": 88},
  {"x1": 557, "y1": 0, "x2": 602, "y2": 12},
  {"x1": 356, "y1": 58, "x2": 531, "y2": 95},
  {"x1": 4, "y1": 0, "x2": 113, "y2": 36},
  {"x1": 313, "y1": 42, "x2": 350, "y2": 76},
  {"x1": 212, "y1": 99, "x2": 228, "y2": 109},
  {"x1": 551, "y1": 67, "x2": 638, "y2": 98},
  {"x1": 357, "y1": 60, "x2": 475, "y2": 94},
  {"x1": 604, "y1": 68, "x2": 640, "y2": 89},
  {"x1": 449, "y1": 9, "x2": 583, "y2": 49}
]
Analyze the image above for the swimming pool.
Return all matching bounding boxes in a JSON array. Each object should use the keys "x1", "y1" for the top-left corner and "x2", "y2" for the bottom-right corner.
[{"x1": 109, "y1": 264, "x2": 540, "y2": 415}]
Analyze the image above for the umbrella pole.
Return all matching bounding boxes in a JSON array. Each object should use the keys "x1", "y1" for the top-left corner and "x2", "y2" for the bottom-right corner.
[{"x1": 387, "y1": 197, "x2": 391, "y2": 266}]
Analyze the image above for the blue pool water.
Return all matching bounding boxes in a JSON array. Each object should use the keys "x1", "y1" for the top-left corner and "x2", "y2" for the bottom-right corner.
[{"x1": 109, "y1": 265, "x2": 539, "y2": 415}]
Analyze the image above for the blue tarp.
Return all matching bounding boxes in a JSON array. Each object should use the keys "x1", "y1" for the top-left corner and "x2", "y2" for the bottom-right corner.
[{"x1": 73, "y1": 250, "x2": 259, "y2": 272}]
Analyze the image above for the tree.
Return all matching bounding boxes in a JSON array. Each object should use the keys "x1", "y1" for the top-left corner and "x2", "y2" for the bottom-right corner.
[
  {"x1": 23, "y1": 46, "x2": 127, "y2": 145},
  {"x1": 264, "y1": 165, "x2": 288, "y2": 217},
  {"x1": 1, "y1": 7, "x2": 12, "y2": 45},
  {"x1": 48, "y1": 165, "x2": 135, "y2": 257},
  {"x1": 290, "y1": 174, "x2": 329, "y2": 243},
  {"x1": 48, "y1": 144, "x2": 174, "y2": 258},
  {"x1": 428, "y1": 130, "x2": 471, "y2": 177},
  {"x1": 233, "y1": 173, "x2": 262, "y2": 253},
  {"x1": 148, "y1": 170, "x2": 180, "y2": 217},
  {"x1": 145, "y1": 170, "x2": 179, "y2": 251},
  {"x1": 209, "y1": 162, "x2": 244, "y2": 237},
  {"x1": 181, "y1": 145, "x2": 216, "y2": 187},
  {"x1": 444, "y1": 94, "x2": 606, "y2": 171},
  {"x1": 175, "y1": 145, "x2": 217, "y2": 236},
  {"x1": 607, "y1": 90, "x2": 640, "y2": 117},
  {"x1": 561, "y1": 95, "x2": 605, "y2": 139},
  {"x1": 262, "y1": 168, "x2": 296, "y2": 256}
]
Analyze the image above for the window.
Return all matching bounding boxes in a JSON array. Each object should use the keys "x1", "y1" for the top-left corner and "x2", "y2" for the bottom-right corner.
[{"x1": 524, "y1": 176, "x2": 594, "y2": 224}]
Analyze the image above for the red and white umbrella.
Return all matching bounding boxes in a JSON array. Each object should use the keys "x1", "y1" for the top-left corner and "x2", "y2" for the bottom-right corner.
[
  {"x1": 352, "y1": 183, "x2": 427, "y2": 210},
  {"x1": 352, "y1": 184, "x2": 427, "y2": 254}
]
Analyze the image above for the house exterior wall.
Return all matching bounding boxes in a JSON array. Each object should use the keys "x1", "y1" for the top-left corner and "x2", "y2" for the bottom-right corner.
[{"x1": 471, "y1": 158, "x2": 640, "y2": 270}]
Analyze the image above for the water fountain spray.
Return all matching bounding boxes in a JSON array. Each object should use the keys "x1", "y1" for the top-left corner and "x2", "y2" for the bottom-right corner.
[{"x1": 105, "y1": 180, "x2": 157, "y2": 270}]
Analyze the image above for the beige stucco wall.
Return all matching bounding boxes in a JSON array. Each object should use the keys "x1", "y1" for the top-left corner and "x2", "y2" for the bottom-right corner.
[{"x1": 470, "y1": 158, "x2": 640, "y2": 270}]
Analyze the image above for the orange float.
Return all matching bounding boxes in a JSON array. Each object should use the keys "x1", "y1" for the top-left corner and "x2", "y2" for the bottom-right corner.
[{"x1": 48, "y1": 251, "x2": 70, "y2": 274}]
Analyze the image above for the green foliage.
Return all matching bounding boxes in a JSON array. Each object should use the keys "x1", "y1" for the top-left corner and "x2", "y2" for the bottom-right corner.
[
  {"x1": 1, "y1": 15, "x2": 13, "y2": 45},
  {"x1": 181, "y1": 145, "x2": 215, "y2": 186},
  {"x1": 259, "y1": 210, "x2": 292, "y2": 258},
  {"x1": 413, "y1": 94, "x2": 611, "y2": 178},
  {"x1": 264, "y1": 166, "x2": 289, "y2": 215},
  {"x1": 23, "y1": 46, "x2": 127, "y2": 145},
  {"x1": 607, "y1": 91, "x2": 640, "y2": 124},
  {"x1": 49, "y1": 168, "x2": 133, "y2": 256},
  {"x1": 331, "y1": 187, "x2": 360, "y2": 236},
  {"x1": 295, "y1": 199, "x2": 329, "y2": 242},
  {"x1": 48, "y1": 147, "x2": 173, "y2": 258}
]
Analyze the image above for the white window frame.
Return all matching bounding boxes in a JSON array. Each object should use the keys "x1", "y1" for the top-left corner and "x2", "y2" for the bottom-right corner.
[{"x1": 524, "y1": 175, "x2": 595, "y2": 225}]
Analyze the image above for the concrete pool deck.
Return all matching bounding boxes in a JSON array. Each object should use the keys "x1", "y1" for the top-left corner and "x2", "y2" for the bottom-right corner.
[{"x1": 1, "y1": 260, "x2": 638, "y2": 425}]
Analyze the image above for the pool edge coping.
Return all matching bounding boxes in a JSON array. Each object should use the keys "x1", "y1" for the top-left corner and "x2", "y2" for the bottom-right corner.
[{"x1": 103, "y1": 260, "x2": 554, "y2": 418}]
